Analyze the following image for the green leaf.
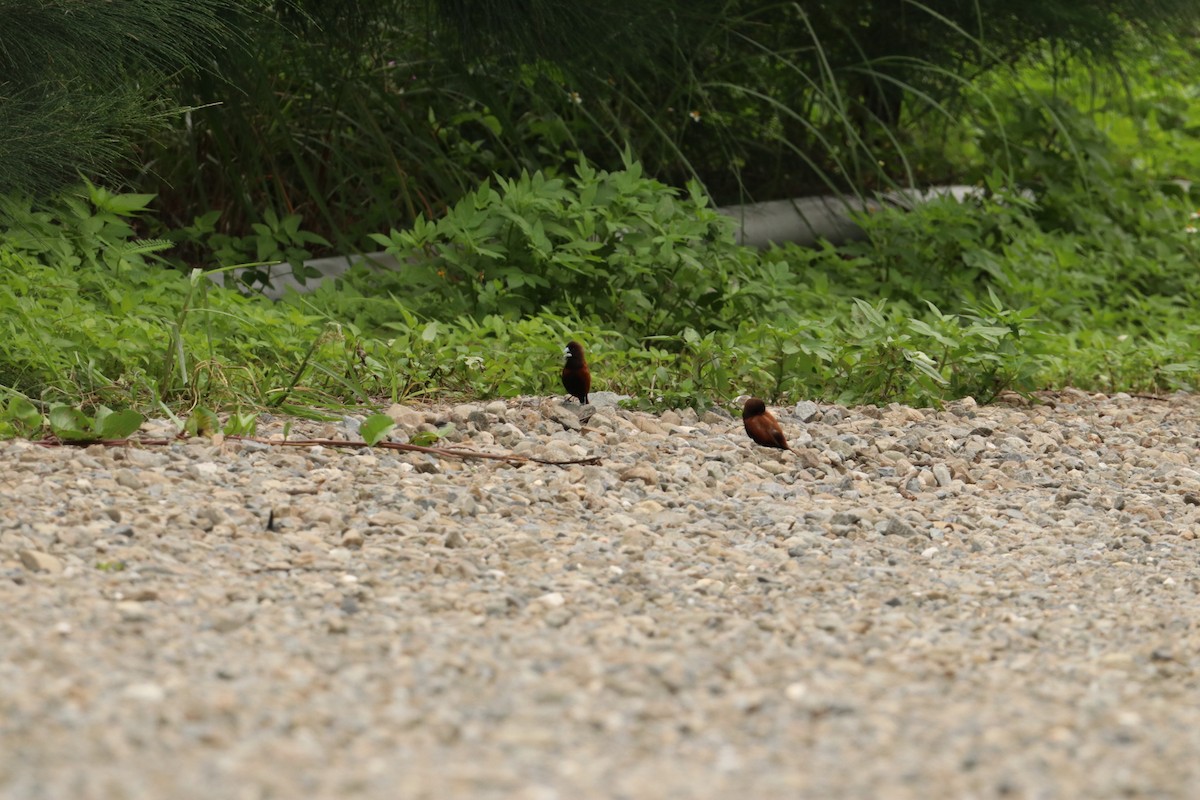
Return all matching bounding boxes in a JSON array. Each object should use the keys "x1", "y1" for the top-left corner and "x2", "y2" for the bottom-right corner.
[
  {"x1": 361, "y1": 413, "x2": 396, "y2": 446},
  {"x1": 185, "y1": 407, "x2": 221, "y2": 437},
  {"x1": 48, "y1": 406, "x2": 93, "y2": 440},
  {"x1": 907, "y1": 351, "x2": 949, "y2": 384},
  {"x1": 4, "y1": 397, "x2": 42, "y2": 434},
  {"x1": 97, "y1": 409, "x2": 144, "y2": 439},
  {"x1": 101, "y1": 193, "x2": 157, "y2": 216},
  {"x1": 368, "y1": 232, "x2": 397, "y2": 249},
  {"x1": 224, "y1": 411, "x2": 259, "y2": 436},
  {"x1": 406, "y1": 423, "x2": 456, "y2": 447},
  {"x1": 116, "y1": 239, "x2": 174, "y2": 257},
  {"x1": 282, "y1": 214, "x2": 301, "y2": 238},
  {"x1": 408, "y1": 430, "x2": 440, "y2": 447}
]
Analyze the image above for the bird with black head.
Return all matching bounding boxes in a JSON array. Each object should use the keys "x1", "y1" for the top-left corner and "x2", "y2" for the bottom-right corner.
[
  {"x1": 742, "y1": 396, "x2": 791, "y2": 451},
  {"x1": 561, "y1": 341, "x2": 591, "y2": 405}
]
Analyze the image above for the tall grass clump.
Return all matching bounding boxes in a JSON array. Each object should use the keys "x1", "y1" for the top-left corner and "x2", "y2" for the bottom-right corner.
[
  {"x1": 134, "y1": 0, "x2": 1200, "y2": 261},
  {"x1": 0, "y1": 0, "x2": 250, "y2": 197}
]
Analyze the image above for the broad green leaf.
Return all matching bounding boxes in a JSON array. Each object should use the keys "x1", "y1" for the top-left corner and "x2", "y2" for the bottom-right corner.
[
  {"x1": 361, "y1": 414, "x2": 396, "y2": 446},
  {"x1": 102, "y1": 192, "x2": 157, "y2": 216},
  {"x1": 186, "y1": 407, "x2": 221, "y2": 438},
  {"x1": 408, "y1": 430, "x2": 440, "y2": 447},
  {"x1": 5, "y1": 397, "x2": 41, "y2": 432},
  {"x1": 282, "y1": 214, "x2": 301, "y2": 237},
  {"x1": 48, "y1": 406, "x2": 93, "y2": 440},
  {"x1": 368, "y1": 232, "x2": 397, "y2": 248},
  {"x1": 97, "y1": 410, "x2": 143, "y2": 439}
]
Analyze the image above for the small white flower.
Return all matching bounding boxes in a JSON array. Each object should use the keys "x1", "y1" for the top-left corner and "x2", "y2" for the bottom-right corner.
[
  {"x1": 1186, "y1": 226, "x2": 1198, "y2": 234},
  {"x1": 568, "y1": 91, "x2": 582, "y2": 105},
  {"x1": 689, "y1": 110, "x2": 701, "y2": 122},
  {"x1": 1190, "y1": 210, "x2": 1200, "y2": 220}
]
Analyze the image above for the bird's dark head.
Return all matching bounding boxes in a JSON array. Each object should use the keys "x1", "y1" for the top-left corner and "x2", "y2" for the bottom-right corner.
[
  {"x1": 563, "y1": 341, "x2": 585, "y2": 362},
  {"x1": 742, "y1": 397, "x2": 767, "y2": 420}
]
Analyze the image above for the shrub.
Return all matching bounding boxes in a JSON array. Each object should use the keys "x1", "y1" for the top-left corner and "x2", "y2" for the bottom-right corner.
[{"x1": 366, "y1": 157, "x2": 782, "y2": 336}]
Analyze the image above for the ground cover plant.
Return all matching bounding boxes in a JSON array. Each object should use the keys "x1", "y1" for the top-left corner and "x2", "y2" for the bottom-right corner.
[{"x1": 4, "y1": 27, "x2": 1200, "y2": 432}]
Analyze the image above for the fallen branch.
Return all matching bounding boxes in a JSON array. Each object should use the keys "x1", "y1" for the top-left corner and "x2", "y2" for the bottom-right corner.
[
  {"x1": 34, "y1": 432, "x2": 601, "y2": 467},
  {"x1": 232, "y1": 435, "x2": 602, "y2": 466}
]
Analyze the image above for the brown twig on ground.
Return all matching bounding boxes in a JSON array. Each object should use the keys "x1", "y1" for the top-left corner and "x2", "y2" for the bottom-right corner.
[
  {"x1": 233, "y1": 436, "x2": 601, "y2": 466},
  {"x1": 34, "y1": 433, "x2": 601, "y2": 467}
]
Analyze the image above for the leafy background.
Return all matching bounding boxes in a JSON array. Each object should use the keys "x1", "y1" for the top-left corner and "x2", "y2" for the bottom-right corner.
[{"x1": 3, "y1": 2, "x2": 1200, "y2": 434}]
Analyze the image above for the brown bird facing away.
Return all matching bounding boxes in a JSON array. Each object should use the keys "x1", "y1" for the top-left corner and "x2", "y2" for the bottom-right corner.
[
  {"x1": 742, "y1": 396, "x2": 791, "y2": 451},
  {"x1": 561, "y1": 340, "x2": 591, "y2": 404}
]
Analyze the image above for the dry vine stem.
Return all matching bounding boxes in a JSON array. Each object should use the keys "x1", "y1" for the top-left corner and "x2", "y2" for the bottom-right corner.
[
  {"x1": 235, "y1": 436, "x2": 601, "y2": 467},
  {"x1": 39, "y1": 434, "x2": 602, "y2": 468}
]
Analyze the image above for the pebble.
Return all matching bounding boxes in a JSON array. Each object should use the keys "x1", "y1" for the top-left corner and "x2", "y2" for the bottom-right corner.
[
  {"x1": 116, "y1": 601, "x2": 152, "y2": 622},
  {"x1": 619, "y1": 465, "x2": 659, "y2": 485},
  {"x1": 794, "y1": 400, "x2": 821, "y2": 422},
  {"x1": 114, "y1": 468, "x2": 145, "y2": 490},
  {"x1": 121, "y1": 682, "x2": 166, "y2": 703},
  {"x1": 18, "y1": 549, "x2": 63, "y2": 573},
  {"x1": 384, "y1": 403, "x2": 424, "y2": 429},
  {"x1": 932, "y1": 462, "x2": 953, "y2": 487}
]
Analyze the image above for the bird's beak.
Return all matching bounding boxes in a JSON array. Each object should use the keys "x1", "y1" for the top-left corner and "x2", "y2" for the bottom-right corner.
[{"x1": 562, "y1": 346, "x2": 571, "y2": 358}]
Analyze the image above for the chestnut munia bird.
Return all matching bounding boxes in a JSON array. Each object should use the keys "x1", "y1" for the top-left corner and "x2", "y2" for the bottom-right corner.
[
  {"x1": 742, "y1": 397, "x2": 791, "y2": 451},
  {"x1": 561, "y1": 340, "x2": 591, "y2": 404}
]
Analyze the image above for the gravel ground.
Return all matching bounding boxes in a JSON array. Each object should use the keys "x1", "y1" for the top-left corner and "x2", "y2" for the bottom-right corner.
[{"x1": 3, "y1": 389, "x2": 1200, "y2": 799}]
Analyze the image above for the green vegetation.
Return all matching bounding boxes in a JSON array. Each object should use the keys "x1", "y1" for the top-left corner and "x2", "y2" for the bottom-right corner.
[
  {"x1": 3, "y1": 10, "x2": 1200, "y2": 433},
  {"x1": 0, "y1": 0, "x2": 248, "y2": 197},
  {"x1": 132, "y1": 0, "x2": 1200, "y2": 245}
]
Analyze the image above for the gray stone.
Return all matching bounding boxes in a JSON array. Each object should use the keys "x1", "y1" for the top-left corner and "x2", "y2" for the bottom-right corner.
[
  {"x1": 932, "y1": 463, "x2": 952, "y2": 487},
  {"x1": 116, "y1": 601, "x2": 151, "y2": 622},
  {"x1": 384, "y1": 403, "x2": 425, "y2": 429},
  {"x1": 549, "y1": 405, "x2": 583, "y2": 431},
  {"x1": 586, "y1": 391, "x2": 631, "y2": 408},
  {"x1": 794, "y1": 400, "x2": 821, "y2": 422},
  {"x1": 880, "y1": 517, "x2": 923, "y2": 537},
  {"x1": 18, "y1": 549, "x2": 63, "y2": 574},
  {"x1": 114, "y1": 469, "x2": 144, "y2": 490},
  {"x1": 619, "y1": 465, "x2": 659, "y2": 486}
]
